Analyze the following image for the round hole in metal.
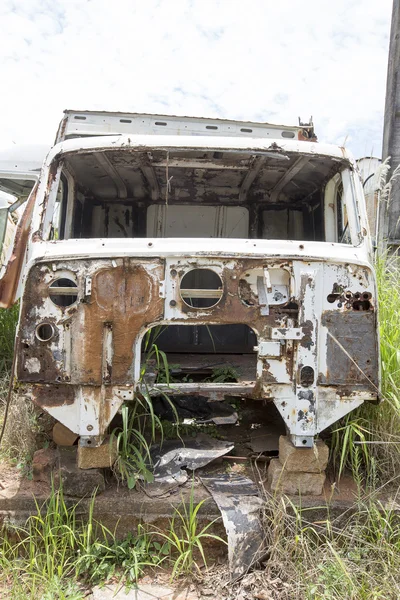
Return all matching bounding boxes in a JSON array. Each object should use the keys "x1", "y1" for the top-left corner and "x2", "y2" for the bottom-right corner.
[
  {"x1": 49, "y1": 277, "x2": 78, "y2": 307},
  {"x1": 180, "y1": 268, "x2": 223, "y2": 309},
  {"x1": 36, "y1": 323, "x2": 55, "y2": 342}
]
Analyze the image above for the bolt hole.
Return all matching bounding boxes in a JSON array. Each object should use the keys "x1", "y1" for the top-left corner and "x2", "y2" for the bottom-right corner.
[{"x1": 302, "y1": 439, "x2": 308, "y2": 445}]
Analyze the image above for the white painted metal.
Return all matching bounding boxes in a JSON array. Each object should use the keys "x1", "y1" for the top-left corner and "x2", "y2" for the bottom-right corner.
[
  {"x1": 56, "y1": 110, "x2": 306, "y2": 144},
  {"x1": 2, "y1": 113, "x2": 378, "y2": 450},
  {"x1": 146, "y1": 205, "x2": 249, "y2": 238},
  {"x1": 257, "y1": 341, "x2": 282, "y2": 358}
]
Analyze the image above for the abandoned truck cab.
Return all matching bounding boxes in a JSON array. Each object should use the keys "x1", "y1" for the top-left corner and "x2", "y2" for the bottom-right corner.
[{"x1": 0, "y1": 111, "x2": 379, "y2": 449}]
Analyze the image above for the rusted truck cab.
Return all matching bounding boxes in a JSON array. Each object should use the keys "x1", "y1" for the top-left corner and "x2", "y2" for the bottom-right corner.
[{"x1": 0, "y1": 111, "x2": 379, "y2": 448}]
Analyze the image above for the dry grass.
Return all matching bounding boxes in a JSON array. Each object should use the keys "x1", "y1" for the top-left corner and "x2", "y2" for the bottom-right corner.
[{"x1": 0, "y1": 391, "x2": 39, "y2": 464}]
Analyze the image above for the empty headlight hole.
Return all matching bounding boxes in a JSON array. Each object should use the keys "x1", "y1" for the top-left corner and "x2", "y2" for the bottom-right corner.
[
  {"x1": 180, "y1": 268, "x2": 223, "y2": 309},
  {"x1": 49, "y1": 278, "x2": 78, "y2": 307},
  {"x1": 36, "y1": 323, "x2": 55, "y2": 342}
]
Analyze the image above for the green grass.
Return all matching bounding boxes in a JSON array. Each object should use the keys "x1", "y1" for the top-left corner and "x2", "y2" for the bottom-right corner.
[
  {"x1": 154, "y1": 483, "x2": 226, "y2": 580},
  {"x1": 0, "y1": 303, "x2": 19, "y2": 376},
  {"x1": 330, "y1": 254, "x2": 400, "y2": 484},
  {"x1": 262, "y1": 487, "x2": 400, "y2": 600},
  {"x1": 0, "y1": 482, "x2": 168, "y2": 598}
]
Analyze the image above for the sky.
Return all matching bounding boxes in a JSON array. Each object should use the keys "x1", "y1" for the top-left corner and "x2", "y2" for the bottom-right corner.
[{"x1": 0, "y1": 0, "x2": 393, "y2": 160}]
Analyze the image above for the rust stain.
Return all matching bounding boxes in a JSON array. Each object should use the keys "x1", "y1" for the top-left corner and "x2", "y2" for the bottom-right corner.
[
  {"x1": 0, "y1": 185, "x2": 38, "y2": 308},
  {"x1": 320, "y1": 310, "x2": 378, "y2": 389},
  {"x1": 32, "y1": 383, "x2": 75, "y2": 408}
]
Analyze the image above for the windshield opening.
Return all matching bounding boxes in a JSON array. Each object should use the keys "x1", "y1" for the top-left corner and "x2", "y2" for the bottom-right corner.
[{"x1": 48, "y1": 148, "x2": 356, "y2": 244}]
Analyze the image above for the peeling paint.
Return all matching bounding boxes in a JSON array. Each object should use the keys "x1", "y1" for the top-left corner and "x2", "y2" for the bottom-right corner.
[{"x1": 2, "y1": 111, "x2": 379, "y2": 448}]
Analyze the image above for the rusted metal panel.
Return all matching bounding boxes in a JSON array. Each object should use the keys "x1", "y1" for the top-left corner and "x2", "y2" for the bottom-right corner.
[
  {"x1": 0, "y1": 184, "x2": 37, "y2": 308},
  {"x1": 16, "y1": 258, "x2": 165, "y2": 385},
  {"x1": 320, "y1": 310, "x2": 379, "y2": 388},
  {"x1": 15, "y1": 247, "x2": 379, "y2": 447},
  {"x1": 4, "y1": 119, "x2": 378, "y2": 449}
]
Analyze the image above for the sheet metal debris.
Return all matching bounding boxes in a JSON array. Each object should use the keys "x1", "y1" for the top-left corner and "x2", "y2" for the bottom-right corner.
[
  {"x1": 200, "y1": 473, "x2": 265, "y2": 581},
  {"x1": 152, "y1": 395, "x2": 238, "y2": 425},
  {"x1": 144, "y1": 434, "x2": 233, "y2": 496}
]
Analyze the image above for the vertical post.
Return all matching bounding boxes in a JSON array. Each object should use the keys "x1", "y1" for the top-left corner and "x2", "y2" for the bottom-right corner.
[{"x1": 380, "y1": 0, "x2": 400, "y2": 249}]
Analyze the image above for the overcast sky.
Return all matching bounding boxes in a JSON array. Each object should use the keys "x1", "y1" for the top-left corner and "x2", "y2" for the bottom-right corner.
[{"x1": 0, "y1": 0, "x2": 393, "y2": 159}]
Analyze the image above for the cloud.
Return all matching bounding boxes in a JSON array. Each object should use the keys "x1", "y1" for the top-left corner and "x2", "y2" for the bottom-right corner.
[{"x1": 0, "y1": 0, "x2": 392, "y2": 158}]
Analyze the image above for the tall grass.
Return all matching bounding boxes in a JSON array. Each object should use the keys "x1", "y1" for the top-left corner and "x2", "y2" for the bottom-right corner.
[
  {"x1": 330, "y1": 253, "x2": 400, "y2": 483},
  {"x1": 0, "y1": 481, "x2": 166, "y2": 598},
  {"x1": 0, "y1": 303, "x2": 19, "y2": 376},
  {"x1": 260, "y1": 488, "x2": 400, "y2": 600},
  {"x1": 368, "y1": 254, "x2": 400, "y2": 479}
]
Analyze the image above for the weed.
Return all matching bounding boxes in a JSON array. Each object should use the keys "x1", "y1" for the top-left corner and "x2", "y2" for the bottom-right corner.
[
  {"x1": 330, "y1": 415, "x2": 372, "y2": 481},
  {"x1": 207, "y1": 365, "x2": 239, "y2": 383},
  {"x1": 111, "y1": 340, "x2": 178, "y2": 488},
  {"x1": 154, "y1": 483, "x2": 226, "y2": 579},
  {"x1": 261, "y1": 490, "x2": 400, "y2": 600},
  {"x1": 0, "y1": 481, "x2": 165, "y2": 597},
  {"x1": 75, "y1": 525, "x2": 167, "y2": 585},
  {"x1": 0, "y1": 303, "x2": 19, "y2": 375},
  {"x1": 329, "y1": 253, "x2": 400, "y2": 484},
  {"x1": 111, "y1": 402, "x2": 156, "y2": 489}
]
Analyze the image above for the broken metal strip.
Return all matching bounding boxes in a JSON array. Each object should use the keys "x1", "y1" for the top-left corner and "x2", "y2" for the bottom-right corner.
[
  {"x1": 271, "y1": 327, "x2": 303, "y2": 340},
  {"x1": 200, "y1": 473, "x2": 265, "y2": 581},
  {"x1": 102, "y1": 323, "x2": 113, "y2": 384},
  {"x1": 49, "y1": 287, "x2": 78, "y2": 295},
  {"x1": 63, "y1": 323, "x2": 72, "y2": 377},
  {"x1": 270, "y1": 156, "x2": 310, "y2": 203},
  {"x1": 152, "y1": 158, "x2": 249, "y2": 170},
  {"x1": 94, "y1": 152, "x2": 128, "y2": 199},
  {"x1": 239, "y1": 156, "x2": 265, "y2": 203},
  {"x1": 137, "y1": 382, "x2": 256, "y2": 398},
  {"x1": 263, "y1": 266, "x2": 272, "y2": 293},
  {"x1": 256, "y1": 275, "x2": 269, "y2": 316},
  {"x1": 140, "y1": 154, "x2": 161, "y2": 202},
  {"x1": 180, "y1": 289, "x2": 223, "y2": 299}
]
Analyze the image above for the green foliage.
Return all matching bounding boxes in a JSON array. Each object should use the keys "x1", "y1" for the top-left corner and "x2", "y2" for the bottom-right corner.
[
  {"x1": 329, "y1": 253, "x2": 400, "y2": 483},
  {"x1": 0, "y1": 303, "x2": 19, "y2": 375},
  {"x1": 264, "y1": 492, "x2": 400, "y2": 600},
  {"x1": 0, "y1": 481, "x2": 166, "y2": 597},
  {"x1": 75, "y1": 525, "x2": 167, "y2": 585},
  {"x1": 330, "y1": 416, "x2": 372, "y2": 481},
  {"x1": 154, "y1": 484, "x2": 226, "y2": 579},
  {"x1": 207, "y1": 365, "x2": 239, "y2": 383},
  {"x1": 111, "y1": 400, "x2": 156, "y2": 489},
  {"x1": 111, "y1": 336, "x2": 179, "y2": 488},
  {"x1": 0, "y1": 481, "x2": 91, "y2": 598}
]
